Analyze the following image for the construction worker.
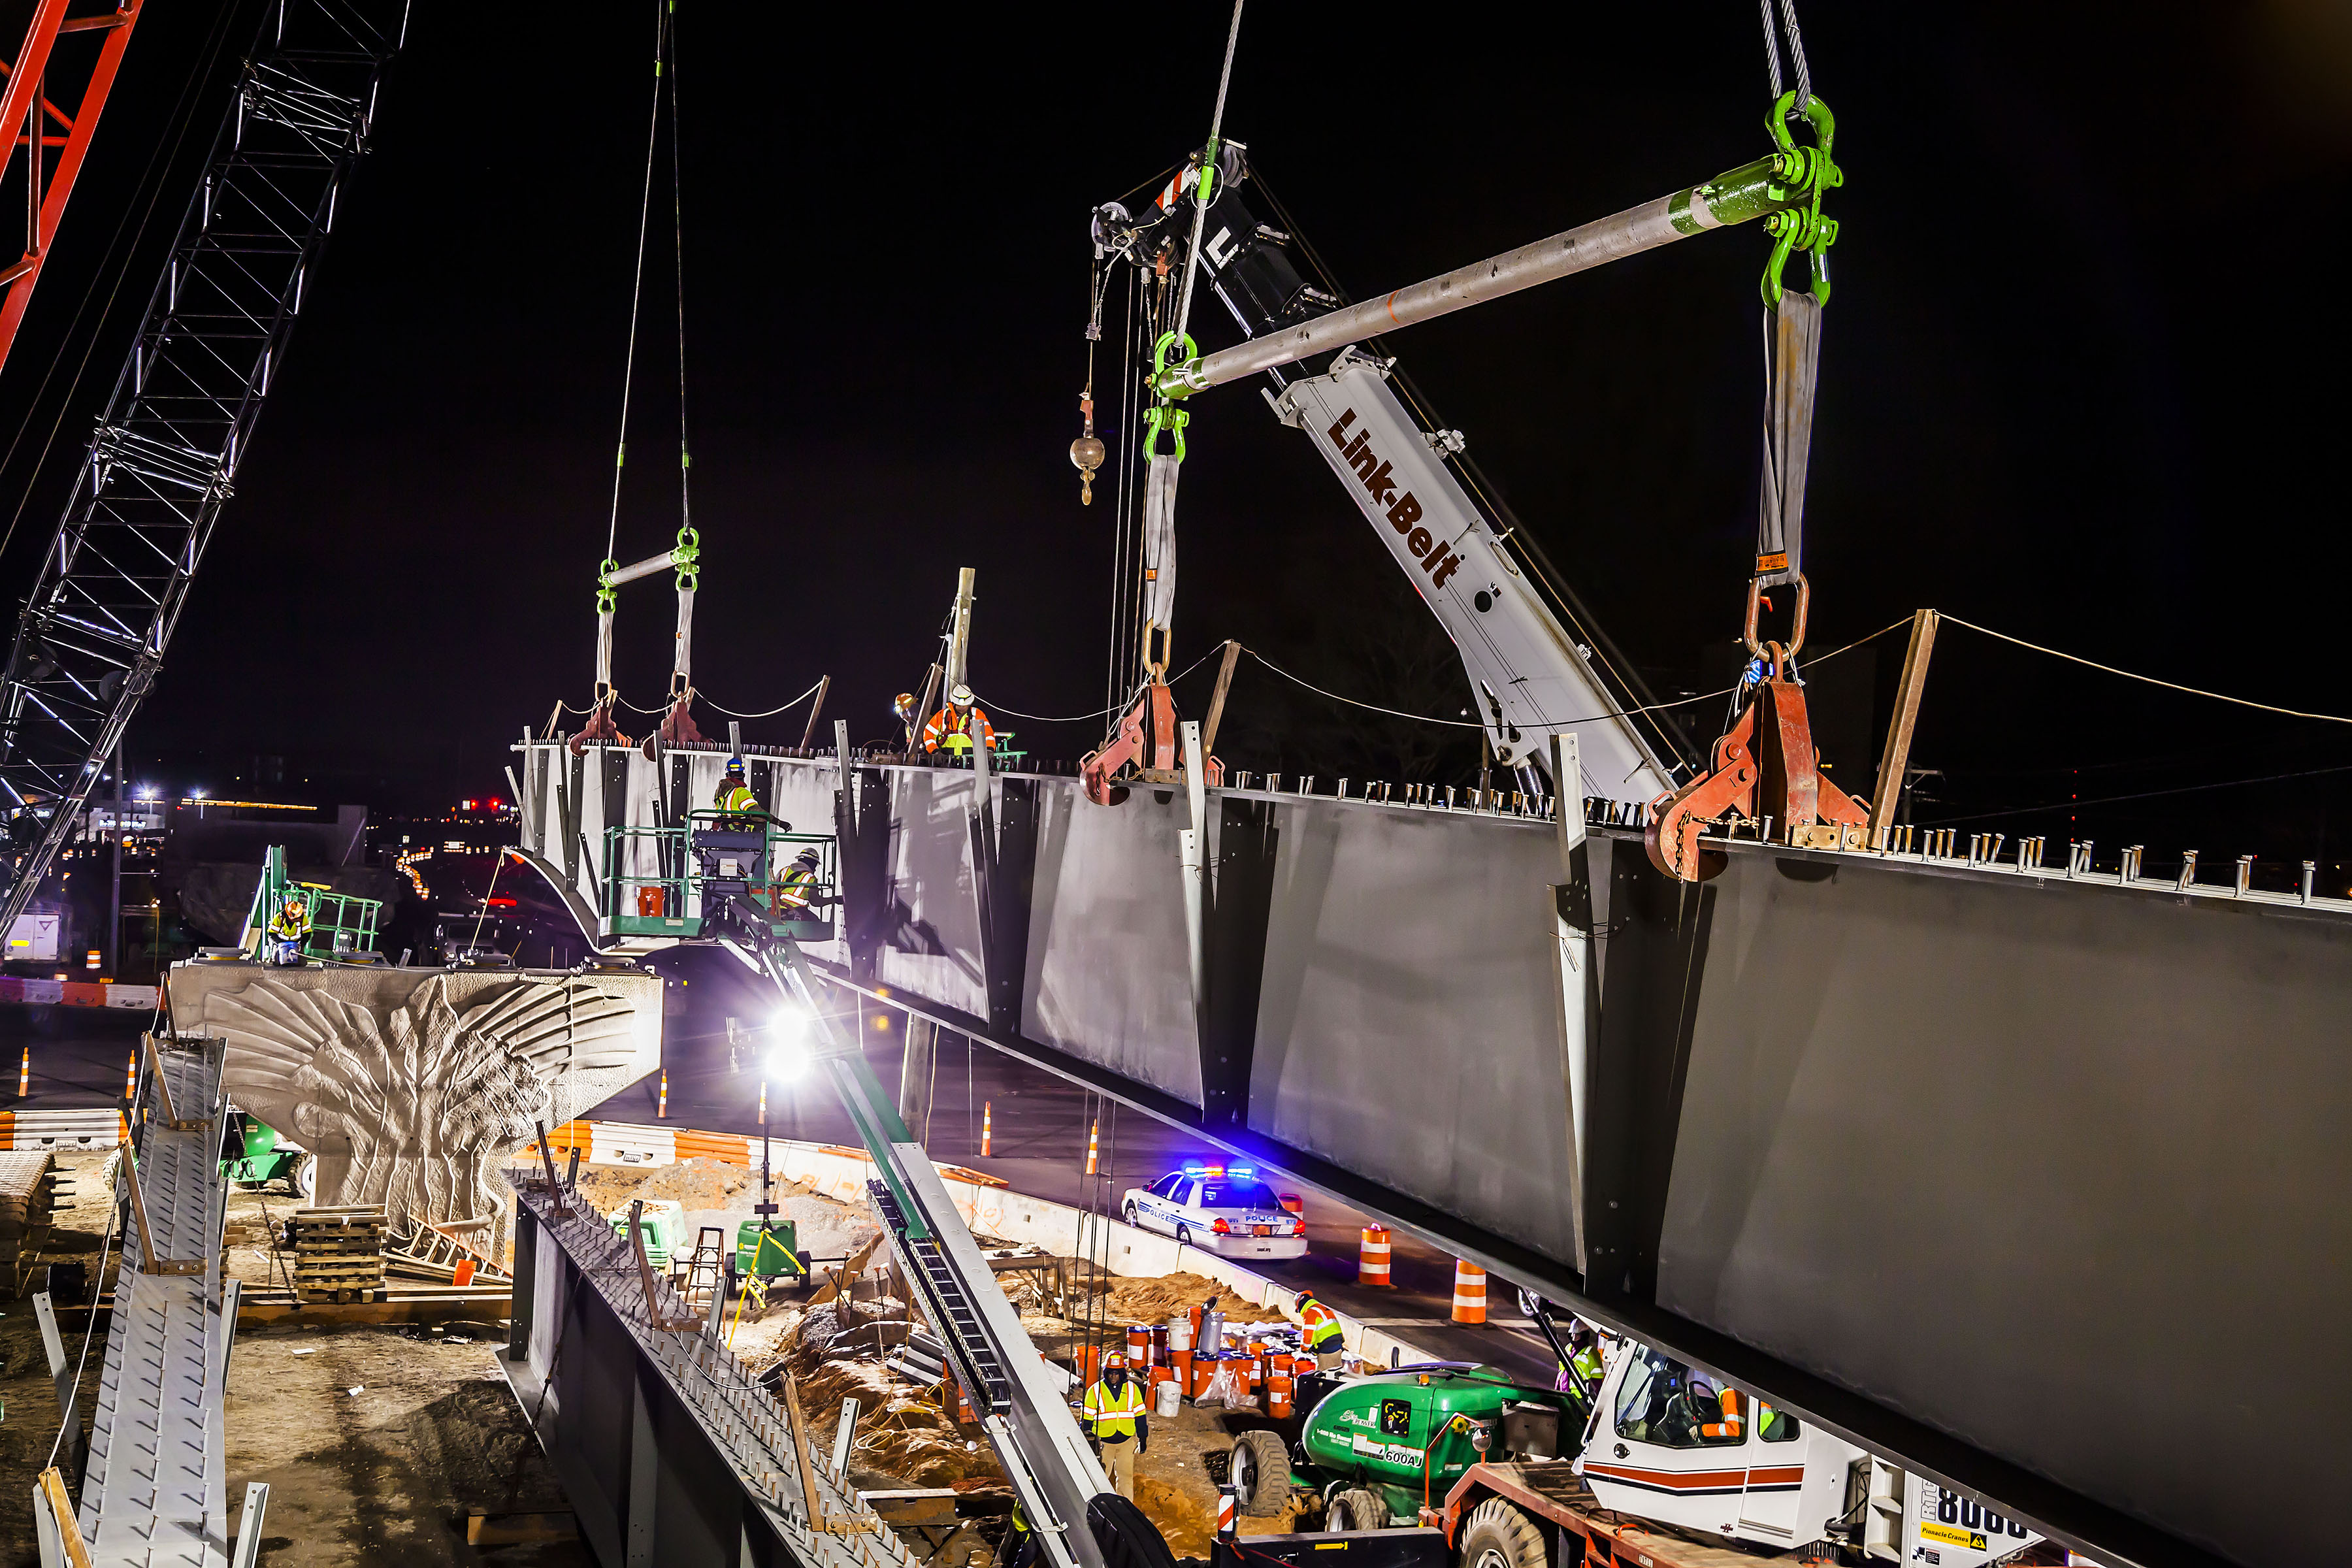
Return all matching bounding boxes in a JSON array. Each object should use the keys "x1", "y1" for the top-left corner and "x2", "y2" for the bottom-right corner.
[
  {"x1": 1005, "y1": 1503, "x2": 1041, "y2": 1568},
  {"x1": 1697, "y1": 1379, "x2": 1744, "y2": 1443},
  {"x1": 893, "y1": 693, "x2": 920, "y2": 749},
  {"x1": 267, "y1": 893, "x2": 310, "y2": 966},
  {"x1": 1081, "y1": 1351, "x2": 1148, "y2": 1500},
  {"x1": 1567, "y1": 1325, "x2": 1604, "y2": 1391},
  {"x1": 713, "y1": 757, "x2": 764, "y2": 827},
  {"x1": 771, "y1": 847, "x2": 823, "y2": 917},
  {"x1": 1294, "y1": 1289, "x2": 1345, "y2": 1370}
]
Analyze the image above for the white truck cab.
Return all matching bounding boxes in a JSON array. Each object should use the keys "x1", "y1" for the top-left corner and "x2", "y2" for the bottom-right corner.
[{"x1": 1578, "y1": 1341, "x2": 2046, "y2": 1565}]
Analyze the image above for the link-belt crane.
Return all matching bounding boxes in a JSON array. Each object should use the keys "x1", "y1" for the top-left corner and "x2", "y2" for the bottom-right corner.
[
  {"x1": 1082, "y1": 88, "x2": 1840, "y2": 815},
  {"x1": 1086, "y1": 151, "x2": 1685, "y2": 805}
]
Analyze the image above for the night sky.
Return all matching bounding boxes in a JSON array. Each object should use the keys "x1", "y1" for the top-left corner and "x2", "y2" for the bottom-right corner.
[{"x1": 3, "y1": 2, "x2": 2349, "y2": 883}]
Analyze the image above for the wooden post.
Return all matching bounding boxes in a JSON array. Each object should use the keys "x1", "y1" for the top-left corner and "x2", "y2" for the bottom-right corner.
[
  {"x1": 799, "y1": 676, "x2": 831, "y2": 751},
  {"x1": 1200, "y1": 640, "x2": 1242, "y2": 760},
  {"x1": 1869, "y1": 610, "x2": 1940, "y2": 843}
]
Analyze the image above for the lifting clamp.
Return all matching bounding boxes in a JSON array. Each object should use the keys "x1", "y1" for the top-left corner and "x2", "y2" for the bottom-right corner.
[
  {"x1": 1079, "y1": 634, "x2": 1228, "y2": 807},
  {"x1": 1644, "y1": 576, "x2": 1867, "y2": 882}
]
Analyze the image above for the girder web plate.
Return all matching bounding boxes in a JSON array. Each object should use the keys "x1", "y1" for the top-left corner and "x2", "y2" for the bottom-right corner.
[{"x1": 78, "y1": 1038, "x2": 229, "y2": 1567}]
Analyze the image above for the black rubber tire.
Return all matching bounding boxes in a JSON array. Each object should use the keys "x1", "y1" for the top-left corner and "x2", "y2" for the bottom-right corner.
[
  {"x1": 1230, "y1": 1430, "x2": 1290, "y2": 1516},
  {"x1": 1123, "y1": 1201, "x2": 1141, "y2": 1228},
  {"x1": 1175, "y1": 1224, "x2": 1193, "y2": 1249},
  {"x1": 1459, "y1": 1498, "x2": 1546, "y2": 1568},
  {"x1": 1330, "y1": 1489, "x2": 1386, "y2": 1533}
]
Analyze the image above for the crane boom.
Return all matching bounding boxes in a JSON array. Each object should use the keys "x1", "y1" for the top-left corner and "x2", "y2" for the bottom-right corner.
[
  {"x1": 1096, "y1": 155, "x2": 1685, "y2": 798},
  {"x1": 0, "y1": 0, "x2": 406, "y2": 933}
]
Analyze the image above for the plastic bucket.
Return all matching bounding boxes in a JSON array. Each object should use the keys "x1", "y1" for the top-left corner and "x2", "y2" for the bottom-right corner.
[
  {"x1": 636, "y1": 885, "x2": 666, "y2": 917},
  {"x1": 1267, "y1": 1374, "x2": 1294, "y2": 1419},
  {"x1": 1168, "y1": 1315, "x2": 1194, "y2": 1352},
  {"x1": 1127, "y1": 1325, "x2": 1151, "y2": 1365},
  {"x1": 1156, "y1": 1378, "x2": 1183, "y2": 1417},
  {"x1": 1189, "y1": 1353, "x2": 1221, "y2": 1399}
]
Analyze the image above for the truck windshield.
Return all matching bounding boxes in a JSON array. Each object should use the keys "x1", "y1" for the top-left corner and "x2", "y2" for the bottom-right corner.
[{"x1": 1200, "y1": 1181, "x2": 1281, "y2": 1209}]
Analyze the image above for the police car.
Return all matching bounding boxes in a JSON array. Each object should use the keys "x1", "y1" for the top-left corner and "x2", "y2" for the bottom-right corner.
[{"x1": 1120, "y1": 1162, "x2": 1307, "y2": 1260}]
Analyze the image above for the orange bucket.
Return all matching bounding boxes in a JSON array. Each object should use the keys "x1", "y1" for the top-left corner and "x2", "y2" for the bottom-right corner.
[
  {"x1": 1075, "y1": 1344, "x2": 1102, "y2": 1388},
  {"x1": 1127, "y1": 1325, "x2": 1151, "y2": 1365},
  {"x1": 1268, "y1": 1373, "x2": 1294, "y2": 1418},
  {"x1": 1171, "y1": 1348, "x2": 1194, "y2": 1388},
  {"x1": 1189, "y1": 1353, "x2": 1221, "y2": 1399},
  {"x1": 636, "y1": 885, "x2": 666, "y2": 917}
]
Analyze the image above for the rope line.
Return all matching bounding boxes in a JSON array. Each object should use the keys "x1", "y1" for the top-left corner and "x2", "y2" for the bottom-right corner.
[
  {"x1": 1918, "y1": 762, "x2": 2352, "y2": 828},
  {"x1": 1940, "y1": 615, "x2": 2352, "y2": 725},
  {"x1": 700, "y1": 679, "x2": 825, "y2": 719},
  {"x1": 1169, "y1": 0, "x2": 1247, "y2": 354},
  {"x1": 975, "y1": 648, "x2": 1217, "y2": 725},
  {"x1": 604, "y1": 0, "x2": 665, "y2": 564},
  {"x1": 1249, "y1": 617, "x2": 1908, "y2": 733}
]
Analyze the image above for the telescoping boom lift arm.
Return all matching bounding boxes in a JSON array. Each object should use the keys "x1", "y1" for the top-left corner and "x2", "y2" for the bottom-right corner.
[
  {"x1": 1092, "y1": 97, "x2": 1840, "y2": 804},
  {"x1": 691, "y1": 877, "x2": 1117, "y2": 1568}
]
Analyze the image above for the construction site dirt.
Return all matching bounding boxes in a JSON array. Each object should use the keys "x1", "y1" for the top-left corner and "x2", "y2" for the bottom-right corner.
[{"x1": 2, "y1": 1147, "x2": 1335, "y2": 1564}]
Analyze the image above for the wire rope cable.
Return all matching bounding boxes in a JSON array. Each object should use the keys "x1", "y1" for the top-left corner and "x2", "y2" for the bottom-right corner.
[
  {"x1": 1759, "y1": 0, "x2": 1812, "y2": 109},
  {"x1": 666, "y1": 0, "x2": 693, "y2": 546},
  {"x1": 602, "y1": 0, "x2": 666, "y2": 567},
  {"x1": 1169, "y1": 0, "x2": 1247, "y2": 353},
  {"x1": 697, "y1": 678, "x2": 826, "y2": 719},
  {"x1": 1940, "y1": 615, "x2": 2352, "y2": 726}
]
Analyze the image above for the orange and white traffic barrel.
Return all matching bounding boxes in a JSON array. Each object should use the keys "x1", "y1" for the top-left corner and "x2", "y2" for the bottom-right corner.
[
  {"x1": 1451, "y1": 1260, "x2": 1488, "y2": 1324},
  {"x1": 1358, "y1": 1224, "x2": 1394, "y2": 1287}
]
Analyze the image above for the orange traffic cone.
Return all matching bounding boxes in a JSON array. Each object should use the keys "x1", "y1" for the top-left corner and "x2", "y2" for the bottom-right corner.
[{"x1": 1451, "y1": 1260, "x2": 1488, "y2": 1324}]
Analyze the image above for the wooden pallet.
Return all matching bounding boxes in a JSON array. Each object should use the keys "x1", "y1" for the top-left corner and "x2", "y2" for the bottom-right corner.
[{"x1": 289, "y1": 1204, "x2": 386, "y2": 1300}]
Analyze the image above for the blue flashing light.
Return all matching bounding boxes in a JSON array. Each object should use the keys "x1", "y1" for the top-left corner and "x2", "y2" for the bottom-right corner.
[{"x1": 1228, "y1": 1165, "x2": 1255, "y2": 1179}]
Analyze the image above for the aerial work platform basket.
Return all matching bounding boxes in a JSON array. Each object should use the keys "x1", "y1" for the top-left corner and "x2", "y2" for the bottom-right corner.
[
  {"x1": 599, "y1": 811, "x2": 837, "y2": 943},
  {"x1": 240, "y1": 845, "x2": 385, "y2": 962}
]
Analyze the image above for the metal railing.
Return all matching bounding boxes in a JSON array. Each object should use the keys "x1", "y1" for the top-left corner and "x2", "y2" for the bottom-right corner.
[{"x1": 602, "y1": 812, "x2": 837, "y2": 941}]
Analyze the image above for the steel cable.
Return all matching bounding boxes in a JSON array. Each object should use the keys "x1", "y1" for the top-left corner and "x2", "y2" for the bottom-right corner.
[
  {"x1": 602, "y1": 0, "x2": 666, "y2": 566},
  {"x1": 1938, "y1": 615, "x2": 2352, "y2": 725}
]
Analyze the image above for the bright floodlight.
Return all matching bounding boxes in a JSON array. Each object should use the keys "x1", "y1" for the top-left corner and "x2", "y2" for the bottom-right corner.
[{"x1": 766, "y1": 1005, "x2": 813, "y2": 1081}]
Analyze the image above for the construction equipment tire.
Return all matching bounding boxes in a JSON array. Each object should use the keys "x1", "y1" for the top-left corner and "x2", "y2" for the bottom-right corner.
[
  {"x1": 1230, "y1": 1430, "x2": 1290, "y2": 1516},
  {"x1": 1329, "y1": 1489, "x2": 1387, "y2": 1532},
  {"x1": 293, "y1": 1152, "x2": 318, "y2": 1200},
  {"x1": 1460, "y1": 1497, "x2": 1546, "y2": 1568}
]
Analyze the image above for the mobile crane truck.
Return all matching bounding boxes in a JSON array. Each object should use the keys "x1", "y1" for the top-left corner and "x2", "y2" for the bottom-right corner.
[{"x1": 1226, "y1": 1348, "x2": 2058, "y2": 1568}]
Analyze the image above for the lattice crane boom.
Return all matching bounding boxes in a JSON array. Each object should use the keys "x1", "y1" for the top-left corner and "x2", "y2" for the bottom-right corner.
[{"x1": 0, "y1": 0, "x2": 408, "y2": 933}]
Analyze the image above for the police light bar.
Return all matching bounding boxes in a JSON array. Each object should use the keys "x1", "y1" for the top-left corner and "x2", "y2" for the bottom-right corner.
[
  {"x1": 1228, "y1": 1165, "x2": 1255, "y2": 1179},
  {"x1": 1180, "y1": 1160, "x2": 1223, "y2": 1177}
]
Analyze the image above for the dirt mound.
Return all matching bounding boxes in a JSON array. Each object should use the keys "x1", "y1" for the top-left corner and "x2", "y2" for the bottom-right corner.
[
  {"x1": 1102, "y1": 1271, "x2": 1229, "y2": 1322},
  {"x1": 790, "y1": 1298, "x2": 912, "y2": 1367}
]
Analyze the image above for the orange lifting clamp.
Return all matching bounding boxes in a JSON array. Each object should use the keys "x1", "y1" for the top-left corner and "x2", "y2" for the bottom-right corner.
[
  {"x1": 1645, "y1": 576, "x2": 1867, "y2": 882},
  {"x1": 1079, "y1": 630, "x2": 1226, "y2": 807}
]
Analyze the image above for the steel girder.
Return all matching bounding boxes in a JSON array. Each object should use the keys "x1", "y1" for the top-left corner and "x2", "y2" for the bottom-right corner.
[{"x1": 0, "y1": 0, "x2": 407, "y2": 933}]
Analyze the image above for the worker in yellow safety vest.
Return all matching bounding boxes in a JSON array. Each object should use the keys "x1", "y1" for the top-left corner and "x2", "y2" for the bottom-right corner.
[
  {"x1": 771, "y1": 847, "x2": 823, "y2": 918},
  {"x1": 1295, "y1": 1290, "x2": 1345, "y2": 1369},
  {"x1": 713, "y1": 757, "x2": 769, "y2": 828},
  {"x1": 1557, "y1": 1324, "x2": 1605, "y2": 1396},
  {"x1": 267, "y1": 894, "x2": 310, "y2": 966},
  {"x1": 1081, "y1": 1352, "x2": 1149, "y2": 1499}
]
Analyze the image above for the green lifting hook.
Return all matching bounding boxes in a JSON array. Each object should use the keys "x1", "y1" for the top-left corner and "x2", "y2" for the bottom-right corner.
[
  {"x1": 1144, "y1": 331, "x2": 1197, "y2": 462},
  {"x1": 672, "y1": 525, "x2": 701, "y2": 593},
  {"x1": 1759, "y1": 92, "x2": 1841, "y2": 306},
  {"x1": 596, "y1": 557, "x2": 619, "y2": 615}
]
